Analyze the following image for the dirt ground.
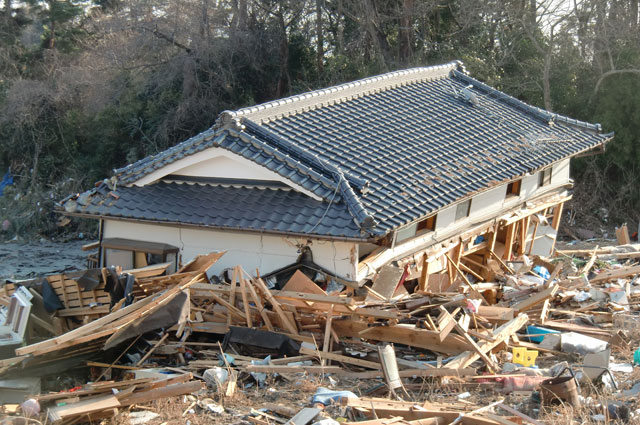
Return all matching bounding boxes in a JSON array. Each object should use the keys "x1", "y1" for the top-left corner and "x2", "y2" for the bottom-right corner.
[{"x1": 0, "y1": 239, "x2": 87, "y2": 280}]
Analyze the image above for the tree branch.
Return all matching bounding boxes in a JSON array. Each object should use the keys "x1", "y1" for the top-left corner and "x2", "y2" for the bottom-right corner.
[
  {"x1": 140, "y1": 25, "x2": 191, "y2": 53},
  {"x1": 594, "y1": 69, "x2": 640, "y2": 94}
]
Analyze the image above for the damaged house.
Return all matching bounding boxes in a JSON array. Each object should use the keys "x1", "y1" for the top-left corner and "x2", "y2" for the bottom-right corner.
[{"x1": 60, "y1": 61, "x2": 612, "y2": 289}]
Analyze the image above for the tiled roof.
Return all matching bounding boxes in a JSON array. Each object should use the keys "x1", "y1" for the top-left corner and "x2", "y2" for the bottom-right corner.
[
  {"x1": 62, "y1": 61, "x2": 612, "y2": 239},
  {"x1": 66, "y1": 180, "x2": 363, "y2": 239}
]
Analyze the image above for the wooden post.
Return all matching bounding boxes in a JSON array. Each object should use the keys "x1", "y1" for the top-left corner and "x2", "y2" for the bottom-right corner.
[
  {"x1": 550, "y1": 202, "x2": 565, "y2": 254},
  {"x1": 243, "y1": 278, "x2": 274, "y2": 331},
  {"x1": 227, "y1": 268, "x2": 238, "y2": 327},
  {"x1": 444, "y1": 253, "x2": 487, "y2": 305},
  {"x1": 503, "y1": 222, "x2": 516, "y2": 261},
  {"x1": 238, "y1": 271, "x2": 253, "y2": 328},
  {"x1": 418, "y1": 254, "x2": 429, "y2": 292},
  {"x1": 551, "y1": 202, "x2": 564, "y2": 230},
  {"x1": 517, "y1": 217, "x2": 530, "y2": 256},
  {"x1": 322, "y1": 304, "x2": 334, "y2": 366},
  {"x1": 483, "y1": 224, "x2": 498, "y2": 266}
]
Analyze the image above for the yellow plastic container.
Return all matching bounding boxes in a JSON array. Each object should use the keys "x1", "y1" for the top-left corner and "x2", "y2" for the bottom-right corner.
[{"x1": 512, "y1": 347, "x2": 538, "y2": 367}]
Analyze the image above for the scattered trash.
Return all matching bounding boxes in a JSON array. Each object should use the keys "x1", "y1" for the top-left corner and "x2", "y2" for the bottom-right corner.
[
  {"x1": 203, "y1": 367, "x2": 229, "y2": 389},
  {"x1": 561, "y1": 332, "x2": 609, "y2": 355},
  {"x1": 128, "y1": 411, "x2": 160, "y2": 425},
  {"x1": 311, "y1": 387, "x2": 358, "y2": 406}
]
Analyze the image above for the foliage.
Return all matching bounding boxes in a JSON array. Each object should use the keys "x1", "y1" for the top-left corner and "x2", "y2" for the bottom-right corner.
[{"x1": 0, "y1": 0, "x2": 639, "y2": 237}]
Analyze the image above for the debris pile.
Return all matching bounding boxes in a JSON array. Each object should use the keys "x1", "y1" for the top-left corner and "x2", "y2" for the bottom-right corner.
[{"x1": 2, "y1": 241, "x2": 640, "y2": 424}]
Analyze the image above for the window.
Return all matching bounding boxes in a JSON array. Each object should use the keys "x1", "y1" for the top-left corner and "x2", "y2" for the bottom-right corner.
[
  {"x1": 506, "y1": 179, "x2": 521, "y2": 197},
  {"x1": 455, "y1": 199, "x2": 471, "y2": 221},
  {"x1": 539, "y1": 167, "x2": 552, "y2": 186},
  {"x1": 417, "y1": 215, "x2": 437, "y2": 233},
  {"x1": 396, "y1": 214, "x2": 437, "y2": 243}
]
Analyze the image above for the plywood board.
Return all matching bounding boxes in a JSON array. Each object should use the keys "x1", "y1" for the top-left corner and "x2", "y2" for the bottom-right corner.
[{"x1": 366, "y1": 265, "x2": 404, "y2": 301}]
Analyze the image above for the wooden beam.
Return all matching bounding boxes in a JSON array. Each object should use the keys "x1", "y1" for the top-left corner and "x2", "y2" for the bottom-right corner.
[
  {"x1": 488, "y1": 250, "x2": 515, "y2": 274},
  {"x1": 444, "y1": 253, "x2": 487, "y2": 305},
  {"x1": 436, "y1": 306, "x2": 459, "y2": 342},
  {"x1": 271, "y1": 291, "x2": 354, "y2": 306},
  {"x1": 517, "y1": 217, "x2": 530, "y2": 256},
  {"x1": 299, "y1": 346, "x2": 381, "y2": 369},
  {"x1": 446, "y1": 314, "x2": 529, "y2": 369},
  {"x1": 238, "y1": 273, "x2": 253, "y2": 328},
  {"x1": 511, "y1": 284, "x2": 559, "y2": 313},
  {"x1": 332, "y1": 320, "x2": 471, "y2": 355},
  {"x1": 551, "y1": 202, "x2": 564, "y2": 230},
  {"x1": 503, "y1": 222, "x2": 516, "y2": 261},
  {"x1": 322, "y1": 304, "x2": 334, "y2": 365},
  {"x1": 452, "y1": 319, "x2": 497, "y2": 373},
  {"x1": 591, "y1": 264, "x2": 640, "y2": 283},
  {"x1": 242, "y1": 278, "x2": 274, "y2": 331},
  {"x1": 338, "y1": 367, "x2": 477, "y2": 379},
  {"x1": 251, "y1": 275, "x2": 299, "y2": 335},
  {"x1": 419, "y1": 254, "x2": 429, "y2": 292},
  {"x1": 136, "y1": 333, "x2": 168, "y2": 366},
  {"x1": 458, "y1": 262, "x2": 484, "y2": 282}
]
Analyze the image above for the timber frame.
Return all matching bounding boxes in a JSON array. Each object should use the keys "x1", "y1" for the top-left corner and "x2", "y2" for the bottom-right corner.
[{"x1": 361, "y1": 191, "x2": 568, "y2": 291}]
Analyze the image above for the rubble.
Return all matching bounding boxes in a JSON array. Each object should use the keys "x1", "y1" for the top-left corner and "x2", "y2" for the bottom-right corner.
[{"x1": 1, "y1": 240, "x2": 640, "y2": 424}]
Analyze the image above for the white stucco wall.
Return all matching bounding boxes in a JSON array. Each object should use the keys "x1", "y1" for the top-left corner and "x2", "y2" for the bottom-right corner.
[
  {"x1": 552, "y1": 158, "x2": 571, "y2": 185},
  {"x1": 133, "y1": 147, "x2": 321, "y2": 201},
  {"x1": 469, "y1": 185, "x2": 507, "y2": 217},
  {"x1": 102, "y1": 220, "x2": 358, "y2": 280},
  {"x1": 521, "y1": 174, "x2": 538, "y2": 198},
  {"x1": 178, "y1": 153, "x2": 278, "y2": 181},
  {"x1": 436, "y1": 205, "x2": 456, "y2": 231}
]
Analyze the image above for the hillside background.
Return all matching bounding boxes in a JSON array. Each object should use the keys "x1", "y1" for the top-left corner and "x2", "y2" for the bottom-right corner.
[{"x1": 0, "y1": 0, "x2": 638, "y2": 239}]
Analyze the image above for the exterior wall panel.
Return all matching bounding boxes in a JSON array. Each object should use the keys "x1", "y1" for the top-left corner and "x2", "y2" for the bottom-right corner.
[{"x1": 103, "y1": 220, "x2": 357, "y2": 280}]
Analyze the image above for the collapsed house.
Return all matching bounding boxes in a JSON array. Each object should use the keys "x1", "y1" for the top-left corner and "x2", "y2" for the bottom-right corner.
[{"x1": 59, "y1": 61, "x2": 612, "y2": 287}]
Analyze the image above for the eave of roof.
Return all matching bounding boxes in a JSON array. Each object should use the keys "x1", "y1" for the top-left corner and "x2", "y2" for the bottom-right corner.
[{"x1": 62, "y1": 180, "x2": 369, "y2": 241}]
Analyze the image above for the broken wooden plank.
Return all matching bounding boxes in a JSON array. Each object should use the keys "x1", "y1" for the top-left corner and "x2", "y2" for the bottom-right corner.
[
  {"x1": 436, "y1": 306, "x2": 459, "y2": 342},
  {"x1": 47, "y1": 394, "x2": 120, "y2": 423},
  {"x1": 366, "y1": 265, "x2": 404, "y2": 302},
  {"x1": 322, "y1": 304, "x2": 334, "y2": 362},
  {"x1": 243, "y1": 278, "x2": 274, "y2": 331},
  {"x1": 271, "y1": 290, "x2": 354, "y2": 306},
  {"x1": 337, "y1": 367, "x2": 476, "y2": 379},
  {"x1": 446, "y1": 314, "x2": 529, "y2": 369},
  {"x1": 452, "y1": 318, "x2": 498, "y2": 373},
  {"x1": 496, "y1": 403, "x2": 544, "y2": 425},
  {"x1": 243, "y1": 365, "x2": 343, "y2": 374},
  {"x1": 332, "y1": 320, "x2": 471, "y2": 355},
  {"x1": 590, "y1": 264, "x2": 640, "y2": 283},
  {"x1": 252, "y1": 276, "x2": 299, "y2": 335},
  {"x1": 239, "y1": 273, "x2": 253, "y2": 327},
  {"x1": 299, "y1": 346, "x2": 381, "y2": 369},
  {"x1": 511, "y1": 284, "x2": 559, "y2": 313}
]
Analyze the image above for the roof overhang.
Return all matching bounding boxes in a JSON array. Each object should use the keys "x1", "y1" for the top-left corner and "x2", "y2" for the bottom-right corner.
[{"x1": 60, "y1": 211, "x2": 373, "y2": 243}]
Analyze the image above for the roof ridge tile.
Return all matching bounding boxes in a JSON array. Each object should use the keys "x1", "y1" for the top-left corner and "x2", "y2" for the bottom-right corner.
[{"x1": 222, "y1": 61, "x2": 462, "y2": 123}]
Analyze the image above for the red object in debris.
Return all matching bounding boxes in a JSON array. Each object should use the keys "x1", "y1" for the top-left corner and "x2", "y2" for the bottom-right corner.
[
  {"x1": 67, "y1": 386, "x2": 83, "y2": 393},
  {"x1": 497, "y1": 375, "x2": 547, "y2": 393}
]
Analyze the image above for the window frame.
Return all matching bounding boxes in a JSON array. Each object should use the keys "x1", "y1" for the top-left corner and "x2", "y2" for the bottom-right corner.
[
  {"x1": 506, "y1": 179, "x2": 521, "y2": 197},
  {"x1": 417, "y1": 214, "x2": 437, "y2": 234},
  {"x1": 455, "y1": 199, "x2": 472, "y2": 221},
  {"x1": 539, "y1": 167, "x2": 552, "y2": 187}
]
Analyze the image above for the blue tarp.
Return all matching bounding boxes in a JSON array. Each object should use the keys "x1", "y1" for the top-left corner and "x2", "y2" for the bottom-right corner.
[{"x1": 0, "y1": 171, "x2": 13, "y2": 196}]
